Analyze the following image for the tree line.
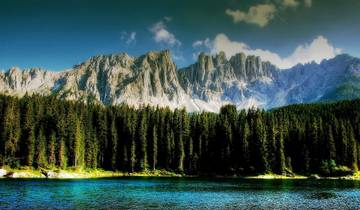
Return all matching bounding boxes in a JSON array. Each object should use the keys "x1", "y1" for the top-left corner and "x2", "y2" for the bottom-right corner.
[{"x1": 0, "y1": 94, "x2": 359, "y2": 176}]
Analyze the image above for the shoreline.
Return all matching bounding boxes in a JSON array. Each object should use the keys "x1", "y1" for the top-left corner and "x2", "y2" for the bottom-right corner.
[{"x1": 0, "y1": 168, "x2": 359, "y2": 180}]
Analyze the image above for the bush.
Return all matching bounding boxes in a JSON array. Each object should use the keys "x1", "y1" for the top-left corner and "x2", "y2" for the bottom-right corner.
[
  {"x1": 319, "y1": 159, "x2": 353, "y2": 177},
  {"x1": 333, "y1": 165, "x2": 353, "y2": 176},
  {"x1": 319, "y1": 160, "x2": 330, "y2": 176}
]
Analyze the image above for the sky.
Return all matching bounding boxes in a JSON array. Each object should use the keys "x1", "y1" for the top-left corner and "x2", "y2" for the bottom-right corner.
[{"x1": 1, "y1": 0, "x2": 360, "y2": 71}]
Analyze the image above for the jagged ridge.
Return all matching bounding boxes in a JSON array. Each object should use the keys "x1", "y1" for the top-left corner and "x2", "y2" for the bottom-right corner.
[{"x1": 0, "y1": 50, "x2": 359, "y2": 112}]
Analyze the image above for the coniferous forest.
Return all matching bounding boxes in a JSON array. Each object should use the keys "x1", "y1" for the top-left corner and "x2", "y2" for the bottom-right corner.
[{"x1": 0, "y1": 94, "x2": 359, "y2": 176}]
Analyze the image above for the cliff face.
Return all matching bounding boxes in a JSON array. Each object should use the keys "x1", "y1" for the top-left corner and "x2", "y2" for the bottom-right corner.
[
  {"x1": 51, "y1": 50, "x2": 198, "y2": 111},
  {"x1": 0, "y1": 67, "x2": 59, "y2": 95},
  {"x1": 0, "y1": 50, "x2": 359, "y2": 112},
  {"x1": 178, "y1": 51, "x2": 278, "y2": 109}
]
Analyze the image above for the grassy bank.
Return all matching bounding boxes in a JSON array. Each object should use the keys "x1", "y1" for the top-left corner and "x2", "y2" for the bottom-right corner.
[
  {"x1": 1, "y1": 167, "x2": 360, "y2": 180},
  {"x1": 0, "y1": 167, "x2": 183, "y2": 179}
]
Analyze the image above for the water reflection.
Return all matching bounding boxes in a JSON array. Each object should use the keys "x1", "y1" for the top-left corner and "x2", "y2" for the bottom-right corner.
[{"x1": 0, "y1": 178, "x2": 359, "y2": 209}]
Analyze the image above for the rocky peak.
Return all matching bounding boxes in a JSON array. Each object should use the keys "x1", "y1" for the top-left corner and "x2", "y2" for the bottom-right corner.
[
  {"x1": 145, "y1": 49, "x2": 171, "y2": 60},
  {"x1": 229, "y1": 53, "x2": 247, "y2": 79},
  {"x1": 7, "y1": 67, "x2": 21, "y2": 76},
  {"x1": 5, "y1": 67, "x2": 22, "y2": 90},
  {"x1": 195, "y1": 52, "x2": 215, "y2": 83},
  {"x1": 138, "y1": 50, "x2": 175, "y2": 70},
  {"x1": 132, "y1": 50, "x2": 182, "y2": 98},
  {"x1": 214, "y1": 51, "x2": 227, "y2": 66},
  {"x1": 82, "y1": 53, "x2": 135, "y2": 71},
  {"x1": 0, "y1": 50, "x2": 357, "y2": 112},
  {"x1": 229, "y1": 53, "x2": 275, "y2": 81}
]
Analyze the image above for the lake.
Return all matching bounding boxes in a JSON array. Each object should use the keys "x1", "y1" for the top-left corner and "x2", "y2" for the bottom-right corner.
[{"x1": 0, "y1": 177, "x2": 359, "y2": 209}]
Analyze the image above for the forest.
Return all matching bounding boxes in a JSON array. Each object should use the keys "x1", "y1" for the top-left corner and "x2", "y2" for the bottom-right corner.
[{"x1": 0, "y1": 94, "x2": 359, "y2": 176}]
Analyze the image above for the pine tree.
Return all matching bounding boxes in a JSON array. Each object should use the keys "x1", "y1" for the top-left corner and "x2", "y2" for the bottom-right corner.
[
  {"x1": 130, "y1": 137, "x2": 136, "y2": 172},
  {"x1": 325, "y1": 125, "x2": 336, "y2": 160},
  {"x1": 2, "y1": 100, "x2": 21, "y2": 166},
  {"x1": 348, "y1": 124, "x2": 358, "y2": 171},
  {"x1": 96, "y1": 109, "x2": 108, "y2": 169},
  {"x1": 137, "y1": 111, "x2": 148, "y2": 171},
  {"x1": 186, "y1": 137, "x2": 194, "y2": 173},
  {"x1": 48, "y1": 132, "x2": 56, "y2": 167},
  {"x1": 252, "y1": 116, "x2": 269, "y2": 173},
  {"x1": 166, "y1": 129, "x2": 175, "y2": 170},
  {"x1": 35, "y1": 128, "x2": 47, "y2": 168},
  {"x1": 20, "y1": 99, "x2": 35, "y2": 166},
  {"x1": 110, "y1": 118, "x2": 118, "y2": 170},
  {"x1": 266, "y1": 116, "x2": 277, "y2": 172},
  {"x1": 74, "y1": 119, "x2": 85, "y2": 168},
  {"x1": 173, "y1": 110, "x2": 185, "y2": 172},
  {"x1": 221, "y1": 119, "x2": 232, "y2": 172},
  {"x1": 339, "y1": 121, "x2": 348, "y2": 165},
  {"x1": 275, "y1": 127, "x2": 286, "y2": 174},
  {"x1": 58, "y1": 138, "x2": 67, "y2": 169},
  {"x1": 240, "y1": 121, "x2": 250, "y2": 171},
  {"x1": 151, "y1": 126, "x2": 158, "y2": 170}
]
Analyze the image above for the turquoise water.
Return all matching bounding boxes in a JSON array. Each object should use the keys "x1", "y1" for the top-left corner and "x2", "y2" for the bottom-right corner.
[{"x1": 0, "y1": 177, "x2": 360, "y2": 209}]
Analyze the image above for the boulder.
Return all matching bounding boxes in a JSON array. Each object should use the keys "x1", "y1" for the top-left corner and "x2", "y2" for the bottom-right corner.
[
  {"x1": 45, "y1": 171, "x2": 59, "y2": 178},
  {"x1": 6, "y1": 171, "x2": 45, "y2": 178},
  {"x1": 309, "y1": 174, "x2": 321, "y2": 179},
  {"x1": 0, "y1": 168, "x2": 7, "y2": 177}
]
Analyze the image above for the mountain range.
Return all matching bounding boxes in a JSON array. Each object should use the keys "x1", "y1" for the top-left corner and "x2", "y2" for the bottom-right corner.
[{"x1": 1, "y1": 50, "x2": 360, "y2": 112}]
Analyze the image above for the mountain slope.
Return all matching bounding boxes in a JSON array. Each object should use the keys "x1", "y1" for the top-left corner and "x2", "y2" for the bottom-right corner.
[{"x1": 0, "y1": 50, "x2": 359, "y2": 112}]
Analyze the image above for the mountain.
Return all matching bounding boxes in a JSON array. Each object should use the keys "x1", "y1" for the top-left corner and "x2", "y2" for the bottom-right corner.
[{"x1": 0, "y1": 50, "x2": 359, "y2": 112}]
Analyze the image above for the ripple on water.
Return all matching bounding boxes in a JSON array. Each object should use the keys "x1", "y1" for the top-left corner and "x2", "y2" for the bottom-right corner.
[
  {"x1": 304, "y1": 191, "x2": 338, "y2": 200},
  {"x1": 0, "y1": 178, "x2": 360, "y2": 209}
]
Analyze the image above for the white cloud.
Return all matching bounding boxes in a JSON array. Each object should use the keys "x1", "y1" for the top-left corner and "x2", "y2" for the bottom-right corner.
[
  {"x1": 164, "y1": 16, "x2": 172, "y2": 22},
  {"x1": 225, "y1": 4, "x2": 277, "y2": 27},
  {"x1": 149, "y1": 20, "x2": 181, "y2": 47},
  {"x1": 286, "y1": 35, "x2": 342, "y2": 65},
  {"x1": 194, "y1": 33, "x2": 341, "y2": 69},
  {"x1": 279, "y1": 0, "x2": 312, "y2": 8},
  {"x1": 173, "y1": 54, "x2": 185, "y2": 61},
  {"x1": 226, "y1": 0, "x2": 313, "y2": 27},
  {"x1": 280, "y1": 0, "x2": 300, "y2": 7},
  {"x1": 192, "y1": 38, "x2": 211, "y2": 48},
  {"x1": 304, "y1": 0, "x2": 312, "y2": 8},
  {"x1": 120, "y1": 31, "x2": 136, "y2": 45}
]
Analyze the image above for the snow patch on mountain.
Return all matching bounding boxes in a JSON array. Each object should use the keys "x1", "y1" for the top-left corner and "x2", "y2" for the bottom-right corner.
[{"x1": 0, "y1": 51, "x2": 358, "y2": 112}]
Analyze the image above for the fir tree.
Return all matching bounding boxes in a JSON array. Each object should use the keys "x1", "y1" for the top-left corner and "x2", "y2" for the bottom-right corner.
[
  {"x1": 48, "y1": 132, "x2": 56, "y2": 167},
  {"x1": 35, "y1": 128, "x2": 47, "y2": 168},
  {"x1": 151, "y1": 126, "x2": 158, "y2": 170},
  {"x1": 74, "y1": 119, "x2": 85, "y2": 168},
  {"x1": 275, "y1": 127, "x2": 286, "y2": 174}
]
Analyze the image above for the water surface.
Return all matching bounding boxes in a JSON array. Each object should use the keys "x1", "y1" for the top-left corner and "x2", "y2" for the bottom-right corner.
[{"x1": 0, "y1": 177, "x2": 360, "y2": 209}]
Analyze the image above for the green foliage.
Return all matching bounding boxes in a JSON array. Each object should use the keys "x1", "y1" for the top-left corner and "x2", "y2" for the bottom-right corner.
[
  {"x1": 0, "y1": 94, "x2": 359, "y2": 176},
  {"x1": 319, "y1": 159, "x2": 354, "y2": 176},
  {"x1": 321, "y1": 80, "x2": 360, "y2": 102},
  {"x1": 74, "y1": 119, "x2": 85, "y2": 168},
  {"x1": 35, "y1": 128, "x2": 47, "y2": 168}
]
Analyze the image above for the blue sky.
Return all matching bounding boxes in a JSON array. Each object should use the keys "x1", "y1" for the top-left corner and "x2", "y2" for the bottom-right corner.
[{"x1": 1, "y1": 0, "x2": 360, "y2": 70}]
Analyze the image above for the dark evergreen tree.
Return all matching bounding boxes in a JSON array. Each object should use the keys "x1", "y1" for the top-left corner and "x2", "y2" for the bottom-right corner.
[
  {"x1": 0, "y1": 94, "x2": 359, "y2": 176},
  {"x1": 150, "y1": 126, "x2": 158, "y2": 170},
  {"x1": 48, "y1": 132, "x2": 56, "y2": 168},
  {"x1": 20, "y1": 98, "x2": 35, "y2": 166},
  {"x1": 275, "y1": 126, "x2": 286, "y2": 174},
  {"x1": 35, "y1": 128, "x2": 47, "y2": 168}
]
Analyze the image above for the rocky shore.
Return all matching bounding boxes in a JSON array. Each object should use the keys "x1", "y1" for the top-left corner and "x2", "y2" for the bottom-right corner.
[
  {"x1": 0, "y1": 168, "x2": 181, "y2": 179},
  {"x1": 0, "y1": 168, "x2": 359, "y2": 180},
  {"x1": 0, "y1": 168, "x2": 123, "y2": 179}
]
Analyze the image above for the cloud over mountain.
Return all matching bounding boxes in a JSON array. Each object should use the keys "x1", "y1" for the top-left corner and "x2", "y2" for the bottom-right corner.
[
  {"x1": 225, "y1": 4, "x2": 276, "y2": 27},
  {"x1": 149, "y1": 19, "x2": 181, "y2": 47},
  {"x1": 226, "y1": 0, "x2": 314, "y2": 27},
  {"x1": 193, "y1": 34, "x2": 341, "y2": 69}
]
